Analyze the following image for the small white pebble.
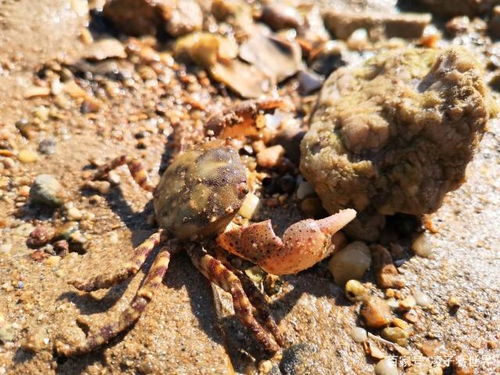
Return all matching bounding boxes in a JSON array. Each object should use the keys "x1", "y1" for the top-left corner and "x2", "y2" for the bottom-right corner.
[
  {"x1": 109, "y1": 231, "x2": 120, "y2": 244},
  {"x1": 375, "y1": 357, "x2": 399, "y2": 375},
  {"x1": 412, "y1": 232, "x2": 433, "y2": 257},
  {"x1": 351, "y1": 327, "x2": 368, "y2": 343},
  {"x1": 296, "y1": 180, "x2": 315, "y2": 199},
  {"x1": 238, "y1": 192, "x2": 260, "y2": 219},
  {"x1": 414, "y1": 290, "x2": 432, "y2": 307},
  {"x1": 66, "y1": 206, "x2": 83, "y2": 221},
  {"x1": 0, "y1": 244, "x2": 12, "y2": 254},
  {"x1": 108, "y1": 171, "x2": 121, "y2": 185}
]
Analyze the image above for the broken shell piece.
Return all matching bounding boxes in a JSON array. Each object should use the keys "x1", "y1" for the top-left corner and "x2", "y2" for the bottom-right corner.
[
  {"x1": 239, "y1": 33, "x2": 302, "y2": 83},
  {"x1": 206, "y1": 99, "x2": 288, "y2": 139},
  {"x1": 209, "y1": 59, "x2": 272, "y2": 99}
]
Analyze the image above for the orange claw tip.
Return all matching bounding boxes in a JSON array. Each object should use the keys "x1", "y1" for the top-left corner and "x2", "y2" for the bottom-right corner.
[{"x1": 316, "y1": 208, "x2": 357, "y2": 235}]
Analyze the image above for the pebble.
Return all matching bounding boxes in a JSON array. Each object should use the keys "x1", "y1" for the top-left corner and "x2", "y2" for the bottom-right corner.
[
  {"x1": 18, "y1": 185, "x2": 30, "y2": 198},
  {"x1": 258, "y1": 360, "x2": 274, "y2": 374},
  {"x1": 279, "y1": 343, "x2": 321, "y2": 375},
  {"x1": 414, "y1": 290, "x2": 432, "y2": 307},
  {"x1": 381, "y1": 327, "x2": 409, "y2": 346},
  {"x1": 256, "y1": 145, "x2": 285, "y2": 169},
  {"x1": 29, "y1": 174, "x2": 64, "y2": 206},
  {"x1": 328, "y1": 241, "x2": 371, "y2": 286},
  {"x1": 411, "y1": 232, "x2": 434, "y2": 257},
  {"x1": 109, "y1": 231, "x2": 120, "y2": 244},
  {"x1": 38, "y1": 138, "x2": 57, "y2": 155},
  {"x1": 15, "y1": 118, "x2": 36, "y2": 139},
  {"x1": 360, "y1": 297, "x2": 392, "y2": 329},
  {"x1": 392, "y1": 318, "x2": 411, "y2": 331},
  {"x1": 238, "y1": 192, "x2": 260, "y2": 219},
  {"x1": 351, "y1": 327, "x2": 368, "y2": 343},
  {"x1": 417, "y1": 340, "x2": 441, "y2": 357},
  {"x1": 296, "y1": 180, "x2": 315, "y2": 199},
  {"x1": 375, "y1": 358, "x2": 399, "y2": 375},
  {"x1": 66, "y1": 206, "x2": 83, "y2": 221},
  {"x1": 18, "y1": 149, "x2": 39, "y2": 163},
  {"x1": 344, "y1": 279, "x2": 368, "y2": 301},
  {"x1": 398, "y1": 296, "x2": 417, "y2": 311},
  {"x1": 261, "y1": 3, "x2": 303, "y2": 30},
  {"x1": 84, "y1": 180, "x2": 111, "y2": 194},
  {"x1": 297, "y1": 70, "x2": 323, "y2": 96},
  {"x1": 451, "y1": 354, "x2": 474, "y2": 375},
  {"x1": 403, "y1": 309, "x2": 419, "y2": 323},
  {"x1": 26, "y1": 225, "x2": 55, "y2": 248},
  {"x1": 309, "y1": 41, "x2": 345, "y2": 76},
  {"x1": 108, "y1": 171, "x2": 121, "y2": 185},
  {"x1": 371, "y1": 245, "x2": 405, "y2": 289},
  {"x1": 447, "y1": 296, "x2": 460, "y2": 310}
]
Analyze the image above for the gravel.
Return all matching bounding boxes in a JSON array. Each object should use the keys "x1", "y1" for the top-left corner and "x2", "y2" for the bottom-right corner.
[{"x1": 29, "y1": 174, "x2": 64, "y2": 206}]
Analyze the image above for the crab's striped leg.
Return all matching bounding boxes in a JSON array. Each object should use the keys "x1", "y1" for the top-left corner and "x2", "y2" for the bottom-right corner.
[
  {"x1": 70, "y1": 230, "x2": 165, "y2": 292},
  {"x1": 232, "y1": 268, "x2": 284, "y2": 346},
  {"x1": 92, "y1": 155, "x2": 155, "y2": 192},
  {"x1": 214, "y1": 249, "x2": 284, "y2": 346},
  {"x1": 56, "y1": 246, "x2": 171, "y2": 356},
  {"x1": 187, "y1": 246, "x2": 280, "y2": 354}
]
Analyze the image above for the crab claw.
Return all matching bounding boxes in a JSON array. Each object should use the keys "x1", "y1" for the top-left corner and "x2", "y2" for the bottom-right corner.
[{"x1": 217, "y1": 209, "x2": 356, "y2": 275}]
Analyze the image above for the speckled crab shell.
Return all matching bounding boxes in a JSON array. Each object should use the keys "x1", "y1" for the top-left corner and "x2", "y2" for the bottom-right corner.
[{"x1": 153, "y1": 141, "x2": 248, "y2": 240}]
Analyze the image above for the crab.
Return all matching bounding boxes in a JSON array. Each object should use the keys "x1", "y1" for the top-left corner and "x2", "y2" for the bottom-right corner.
[{"x1": 54, "y1": 100, "x2": 356, "y2": 356}]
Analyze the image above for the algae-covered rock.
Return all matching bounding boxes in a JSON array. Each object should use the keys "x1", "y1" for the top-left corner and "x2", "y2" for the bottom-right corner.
[{"x1": 300, "y1": 47, "x2": 493, "y2": 216}]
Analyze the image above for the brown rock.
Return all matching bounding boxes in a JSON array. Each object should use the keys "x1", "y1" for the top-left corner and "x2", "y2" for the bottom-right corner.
[
  {"x1": 301, "y1": 48, "x2": 492, "y2": 217},
  {"x1": 360, "y1": 297, "x2": 392, "y2": 328},
  {"x1": 260, "y1": 3, "x2": 303, "y2": 31},
  {"x1": 104, "y1": 0, "x2": 162, "y2": 35},
  {"x1": 418, "y1": 0, "x2": 497, "y2": 17},
  {"x1": 27, "y1": 226, "x2": 55, "y2": 248},
  {"x1": 371, "y1": 245, "x2": 405, "y2": 289},
  {"x1": 103, "y1": 0, "x2": 202, "y2": 37},
  {"x1": 83, "y1": 38, "x2": 127, "y2": 61},
  {"x1": 323, "y1": 10, "x2": 431, "y2": 40}
]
